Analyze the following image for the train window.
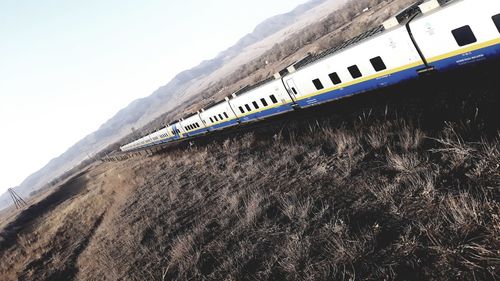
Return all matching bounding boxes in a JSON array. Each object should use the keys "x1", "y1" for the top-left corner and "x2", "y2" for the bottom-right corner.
[
  {"x1": 493, "y1": 14, "x2": 500, "y2": 33},
  {"x1": 269, "y1": 95, "x2": 278, "y2": 104},
  {"x1": 209, "y1": 117, "x2": 213, "y2": 123},
  {"x1": 245, "y1": 104, "x2": 251, "y2": 111},
  {"x1": 452, "y1": 25, "x2": 477, "y2": 47},
  {"x1": 195, "y1": 123, "x2": 200, "y2": 128},
  {"x1": 239, "y1": 106, "x2": 244, "y2": 113},
  {"x1": 260, "y1": 98, "x2": 268, "y2": 107},
  {"x1": 370, "y1": 56, "x2": 387, "y2": 72},
  {"x1": 329, "y1": 72, "x2": 342, "y2": 85},
  {"x1": 291, "y1": 87, "x2": 298, "y2": 95},
  {"x1": 312, "y1": 78, "x2": 324, "y2": 90},
  {"x1": 214, "y1": 116, "x2": 219, "y2": 122},
  {"x1": 224, "y1": 112, "x2": 229, "y2": 118},
  {"x1": 348, "y1": 65, "x2": 362, "y2": 79},
  {"x1": 218, "y1": 114, "x2": 223, "y2": 120},
  {"x1": 252, "y1": 101, "x2": 260, "y2": 109}
]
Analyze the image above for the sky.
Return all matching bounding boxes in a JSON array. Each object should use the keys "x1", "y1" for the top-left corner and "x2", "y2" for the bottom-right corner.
[{"x1": 0, "y1": 0, "x2": 309, "y2": 194}]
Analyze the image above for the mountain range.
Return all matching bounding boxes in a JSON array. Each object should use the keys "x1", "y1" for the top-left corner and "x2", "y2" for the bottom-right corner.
[{"x1": 0, "y1": 0, "x2": 351, "y2": 210}]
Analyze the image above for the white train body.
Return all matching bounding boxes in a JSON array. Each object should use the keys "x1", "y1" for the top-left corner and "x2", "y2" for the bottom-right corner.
[
  {"x1": 178, "y1": 113, "x2": 207, "y2": 138},
  {"x1": 228, "y1": 78, "x2": 294, "y2": 123},
  {"x1": 199, "y1": 100, "x2": 239, "y2": 131},
  {"x1": 411, "y1": 0, "x2": 500, "y2": 71},
  {"x1": 120, "y1": 0, "x2": 500, "y2": 152},
  {"x1": 283, "y1": 25, "x2": 424, "y2": 108}
]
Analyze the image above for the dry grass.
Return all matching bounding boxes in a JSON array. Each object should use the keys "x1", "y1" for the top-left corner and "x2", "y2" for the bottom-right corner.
[
  {"x1": 1, "y1": 64, "x2": 499, "y2": 281},
  {"x1": 39, "y1": 114, "x2": 498, "y2": 281},
  {"x1": 1, "y1": 112, "x2": 499, "y2": 280}
]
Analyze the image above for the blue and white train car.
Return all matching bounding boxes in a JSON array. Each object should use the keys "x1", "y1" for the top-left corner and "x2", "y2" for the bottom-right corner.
[
  {"x1": 281, "y1": 19, "x2": 424, "y2": 108},
  {"x1": 199, "y1": 99, "x2": 239, "y2": 131},
  {"x1": 119, "y1": 0, "x2": 500, "y2": 153},
  {"x1": 178, "y1": 113, "x2": 208, "y2": 138},
  {"x1": 228, "y1": 78, "x2": 294, "y2": 123},
  {"x1": 410, "y1": 0, "x2": 500, "y2": 71},
  {"x1": 148, "y1": 127, "x2": 172, "y2": 145}
]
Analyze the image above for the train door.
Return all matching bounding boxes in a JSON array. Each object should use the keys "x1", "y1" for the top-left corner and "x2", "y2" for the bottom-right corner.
[{"x1": 285, "y1": 78, "x2": 300, "y2": 101}]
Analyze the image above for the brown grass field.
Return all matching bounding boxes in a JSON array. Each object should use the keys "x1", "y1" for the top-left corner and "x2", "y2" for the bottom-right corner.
[{"x1": 0, "y1": 64, "x2": 499, "y2": 280}]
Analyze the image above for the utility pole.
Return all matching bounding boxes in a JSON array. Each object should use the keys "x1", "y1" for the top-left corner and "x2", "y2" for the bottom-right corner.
[
  {"x1": 85, "y1": 151, "x2": 96, "y2": 162},
  {"x1": 131, "y1": 127, "x2": 140, "y2": 139},
  {"x1": 8, "y1": 188, "x2": 27, "y2": 209}
]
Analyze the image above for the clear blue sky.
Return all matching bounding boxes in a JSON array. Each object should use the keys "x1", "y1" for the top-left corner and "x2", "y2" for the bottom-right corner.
[{"x1": 0, "y1": 0, "x2": 309, "y2": 194}]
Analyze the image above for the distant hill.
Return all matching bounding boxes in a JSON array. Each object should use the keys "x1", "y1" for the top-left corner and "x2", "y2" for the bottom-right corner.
[{"x1": 0, "y1": 0, "x2": 348, "y2": 210}]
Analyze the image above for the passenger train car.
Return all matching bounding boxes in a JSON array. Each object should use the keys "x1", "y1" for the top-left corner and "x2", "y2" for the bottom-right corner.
[{"x1": 120, "y1": 0, "x2": 500, "y2": 152}]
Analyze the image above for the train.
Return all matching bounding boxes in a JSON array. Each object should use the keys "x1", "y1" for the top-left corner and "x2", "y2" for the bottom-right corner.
[{"x1": 120, "y1": 0, "x2": 500, "y2": 152}]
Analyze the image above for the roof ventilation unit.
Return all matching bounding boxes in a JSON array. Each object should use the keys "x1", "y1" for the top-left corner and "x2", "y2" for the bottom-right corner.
[
  {"x1": 419, "y1": 0, "x2": 441, "y2": 14},
  {"x1": 382, "y1": 1, "x2": 423, "y2": 29},
  {"x1": 383, "y1": 17, "x2": 399, "y2": 29}
]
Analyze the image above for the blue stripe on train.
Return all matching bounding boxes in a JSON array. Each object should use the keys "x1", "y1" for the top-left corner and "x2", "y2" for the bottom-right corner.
[
  {"x1": 206, "y1": 119, "x2": 239, "y2": 131},
  {"x1": 237, "y1": 103, "x2": 296, "y2": 123},
  {"x1": 296, "y1": 42, "x2": 500, "y2": 108},
  {"x1": 430, "y1": 43, "x2": 500, "y2": 71},
  {"x1": 183, "y1": 128, "x2": 209, "y2": 138},
  {"x1": 138, "y1": 42, "x2": 500, "y2": 146},
  {"x1": 296, "y1": 65, "x2": 423, "y2": 108}
]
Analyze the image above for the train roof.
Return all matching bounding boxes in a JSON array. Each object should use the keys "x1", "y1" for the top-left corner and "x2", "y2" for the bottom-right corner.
[
  {"x1": 233, "y1": 77, "x2": 275, "y2": 97},
  {"x1": 202, "y1": 97, "x2": 229, "y2": 110},
  {"x1": 291, "y1": 0, "x2": 434, "y2": 71},
  {"x1": 293, "y1": 25, "x2": 385, "y2": 70},
  {"x1": 179, "y1": 112, "x2": 202, "y2": 123}
]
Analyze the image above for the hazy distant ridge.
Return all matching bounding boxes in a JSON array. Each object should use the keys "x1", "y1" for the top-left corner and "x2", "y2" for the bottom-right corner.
[{"x1": 0, "y1": 0, "x2": 329, "y2": 209}]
